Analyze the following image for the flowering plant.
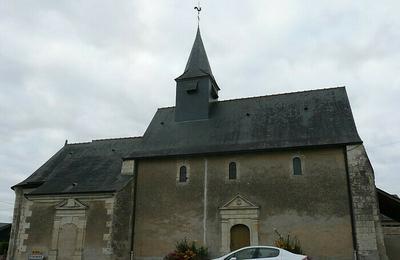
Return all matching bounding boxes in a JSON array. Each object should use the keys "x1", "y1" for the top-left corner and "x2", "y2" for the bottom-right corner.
[
  {"x1": 273, "y1": 229, "x2": 304, "y2": 254},
  {"x1": 164, "y1": 238, "x2": 208, "y2": 260}
]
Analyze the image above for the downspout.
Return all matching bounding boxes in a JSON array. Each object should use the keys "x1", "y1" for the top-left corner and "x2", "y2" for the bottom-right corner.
[
  {"x1": 130, "y1": 160, "x2": 139, "y2": 260},
  {"x1": 343, "y1": 146, "x2": 358, "y2": 260},
  {"x1": 203, "y1": 158, "x2": 208, "y2": 246}
]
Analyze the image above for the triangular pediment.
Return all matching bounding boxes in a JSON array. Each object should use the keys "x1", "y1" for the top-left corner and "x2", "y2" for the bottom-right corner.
[
  {"x1": 55, "y1": 198, "x2": 87, "y2": 210},
  {"x1": 220, "y1": 194, "x2": 259, "y2": 210}
]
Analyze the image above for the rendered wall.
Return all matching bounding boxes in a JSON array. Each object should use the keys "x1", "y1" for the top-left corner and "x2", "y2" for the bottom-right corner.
[
  {"x1": 383, "y1": 226, "x2": 400, "y2": 260},
  {"x1": 134, "y1": 147, "x2": 355, "y2": 260}
]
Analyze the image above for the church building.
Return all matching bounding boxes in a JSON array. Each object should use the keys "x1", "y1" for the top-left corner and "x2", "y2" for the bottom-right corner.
[{"x1": 6, "y1": 26, "x2": 400, "y2": 260}]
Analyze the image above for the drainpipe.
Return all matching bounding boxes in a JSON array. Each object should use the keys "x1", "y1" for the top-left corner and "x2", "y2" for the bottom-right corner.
[
  {"x1": 203, "y1": 158, "x2": 208, "y2": 246},
  {"x1": 130, "y1": 160, "x2": 139, "y2": 260}
]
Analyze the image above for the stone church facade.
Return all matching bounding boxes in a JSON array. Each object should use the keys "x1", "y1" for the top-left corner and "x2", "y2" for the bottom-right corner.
[{"x1": 7, "y1": 28, "x2": 399, "y2": 260}]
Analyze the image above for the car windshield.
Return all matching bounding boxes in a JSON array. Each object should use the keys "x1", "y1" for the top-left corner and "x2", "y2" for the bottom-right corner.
[
  {"x1": 258, "y1": 248, "x2": 279, "y2": 257},
  {"x1": 222, "y1": 247, "x2": 280, "y2": 260}
]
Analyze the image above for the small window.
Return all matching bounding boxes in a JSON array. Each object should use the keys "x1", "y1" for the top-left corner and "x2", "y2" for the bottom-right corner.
[
  {"x1": 293, "y1": 157, "x2": 302, "y2": 175},
  {"x1": 229, "y1": 162, "x2": 237, "y2": 180},
  {"x1": 179, "y1": 166, "x2": 188, "y2": 182}
]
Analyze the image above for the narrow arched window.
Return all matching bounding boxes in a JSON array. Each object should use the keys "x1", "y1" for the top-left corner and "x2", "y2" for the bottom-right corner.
[
  {"x1": 229, "y1": 162, "x2": 237, "y2": 180},
  {"x1": 293, "y1": 157, "x2": 302, "y2": 175},
  {"x1": 179, "y1": 166, "x2": 187, "y2": 182}
]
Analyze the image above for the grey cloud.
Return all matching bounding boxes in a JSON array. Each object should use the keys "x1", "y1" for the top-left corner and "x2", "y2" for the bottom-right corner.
[{"x1": 1, "y1": 0, "x2": 399, "y2": 222}]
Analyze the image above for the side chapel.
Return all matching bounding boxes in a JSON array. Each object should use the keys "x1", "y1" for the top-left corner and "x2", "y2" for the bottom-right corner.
[{"x1": 7, "y1": 25, "x2": 400, "y2": 260}]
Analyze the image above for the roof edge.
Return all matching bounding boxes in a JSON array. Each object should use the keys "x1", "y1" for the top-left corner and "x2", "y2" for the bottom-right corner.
[
  {"x1": 124, "y1": 141, "x2": 363, "y2": 160},
  {"x1": 377, "y1": 187, "x2": 400, "y2": 203},
  {"x1": 11, "y1": 181, "x2": 45, "y2": 191},
  {"x1": 26, "y1": 190, "x2": 117, "y2": 197}
]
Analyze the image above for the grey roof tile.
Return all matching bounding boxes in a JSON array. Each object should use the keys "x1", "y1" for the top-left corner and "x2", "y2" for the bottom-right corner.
[
  {"x1": 176, "y1": 27, "x2": 216, "y2": 83},
  {"x1": 16, "y1": 87, "x2": 362, "y2": 195},
  {"x1": 16, "y1": 137, "x2": 142, "y2": 195},
  {"x1": 129, "y1": 87, "x2": 361, "y2": 158},
  {"x1": 0, "y1": 223, "x2": 11, "y2": 230}
]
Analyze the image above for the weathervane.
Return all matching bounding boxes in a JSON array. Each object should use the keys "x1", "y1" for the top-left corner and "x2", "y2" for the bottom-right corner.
[{"x1": 194, "y1": 0, "x2": 202, "y2": 24}]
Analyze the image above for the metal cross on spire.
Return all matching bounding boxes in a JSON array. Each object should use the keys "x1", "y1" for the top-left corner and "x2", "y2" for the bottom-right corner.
[{"x1": 194, "y1": 0, "x2": 202, "y2": 24}]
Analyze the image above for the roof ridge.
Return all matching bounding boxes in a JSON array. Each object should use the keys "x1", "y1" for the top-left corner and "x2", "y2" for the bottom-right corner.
[
  {"x1": 92, "y1": 136, "x2": 142, "y2": 142},
  {"x1": 67, "y1": 141, "x2": 92, "y2": 146},
  {"x1": 157, "y1": 86, "x2": 346, "y2": 110},
  {"x1": 217, "y1": 86, "x2": 346, "y2": 104},
  {"x1": 67, "y1": 136, "x2": 143, "y2": 146}
]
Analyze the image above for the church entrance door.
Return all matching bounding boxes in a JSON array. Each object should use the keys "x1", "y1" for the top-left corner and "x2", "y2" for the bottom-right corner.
[
  {"x1": 230, "y1": 224, "x2": 250, "y2": 251},
  {"x1": 58, "y1": 223, "x2": 78, "y2": 260}
]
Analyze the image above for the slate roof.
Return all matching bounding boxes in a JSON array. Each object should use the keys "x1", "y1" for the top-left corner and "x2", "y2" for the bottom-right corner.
[
  {"x1": 128, "y1": 87, "x2": 362, "y2": 158},
  {"x1": 377, "y1": 188, "x2": 400, "y2": 222},
  {"x1": 14, "y1": 137, "x2": 142, "y2": 195},
  {"x1": 12, "y1": 25, "x2": 363, "y2": 195},
  {"x1": 0, "y1": 223, "x2": 11, "y2": 230},
  {"x1": 15, "y1": 87, "x2": 362, "y2": 195},
  {"x1": 176, "y1": 27, "x2": 218, "y2": 87}
]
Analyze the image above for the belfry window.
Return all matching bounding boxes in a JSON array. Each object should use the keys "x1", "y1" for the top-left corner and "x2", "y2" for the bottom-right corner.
[
  {"x1": 293, "y1": 157, "x2": 302, "y2": 175},
  {"x1": 179, "y1": 166, "x2": 188, "y2": 182},
  {"x1": 229, "y1": 162, "x2": 237, "y2": 180}
]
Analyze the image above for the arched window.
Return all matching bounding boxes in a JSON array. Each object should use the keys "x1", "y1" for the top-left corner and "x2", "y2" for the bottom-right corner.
[
  {"x1": 293, "y1": 157, "x2": 302, "y2": 175},
  {"x1": 229, "y1": 162, "x2": 237, "y2": 180},
  {"x1": 179, "y1": 166, "x2": 187, "y2": 182}
]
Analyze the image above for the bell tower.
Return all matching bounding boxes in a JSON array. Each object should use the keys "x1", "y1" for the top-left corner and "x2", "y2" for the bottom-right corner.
[{"x1": 175, "y1": 27, "x2": 220, "y2": 122}]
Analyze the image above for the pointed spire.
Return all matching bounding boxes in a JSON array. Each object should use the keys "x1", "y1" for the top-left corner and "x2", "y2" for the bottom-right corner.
[
  {"x1": 174, "y1": 26, "x2": 220, "y2": 122},
  {"x1": 176, "y1": 27, "x2": 216, "y2": 83}
]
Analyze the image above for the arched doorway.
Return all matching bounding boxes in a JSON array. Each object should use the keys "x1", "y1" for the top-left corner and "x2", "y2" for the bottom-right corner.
[
  {"x1": 58, "y1": 223, "x2": 78, "y2": 260},
  {"x1": 230, "y1": 224, "x2": 250, "y2": 251},
  {"x1": 219, "y1": 195, "x2": 259, "y2": 254}
]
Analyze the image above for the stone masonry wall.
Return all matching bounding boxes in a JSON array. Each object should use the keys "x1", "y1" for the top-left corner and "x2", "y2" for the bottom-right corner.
[
  {"x1": 7, "y1": 187, "x2": 23, "y2": 260},
  {"x1": 346, "y1": 144, "x2": 388, "y2": 260},
  {"x1": 111, "y1": 180, "x2": 135, "y2": 260}
]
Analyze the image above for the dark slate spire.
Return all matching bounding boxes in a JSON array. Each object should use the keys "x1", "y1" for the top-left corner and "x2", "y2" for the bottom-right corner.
[
  {"x1": 174, "y1": 27, "x2": 220, "y2": 122},
  {"x1": 176, "y1": 27, "x2": 217, "y2": 85}
]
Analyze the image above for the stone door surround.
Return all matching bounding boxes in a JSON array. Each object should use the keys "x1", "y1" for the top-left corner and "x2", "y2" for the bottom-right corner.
[
  {"x1": 48, "y1": 198, "x2": 88, "y2": 260},
  {"x1": 219, "y1": 194, "x2": 260, "y2": 254}
]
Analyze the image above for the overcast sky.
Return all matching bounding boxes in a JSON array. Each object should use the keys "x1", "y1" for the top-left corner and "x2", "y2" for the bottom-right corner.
[{"x1": 1, "y1": 0, "x2": 399, "y2": 222}]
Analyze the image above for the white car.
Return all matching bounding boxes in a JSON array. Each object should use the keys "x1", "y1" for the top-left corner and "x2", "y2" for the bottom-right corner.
[{"x1": 212, "y1": 246, "x2": 311, "y2": 260}]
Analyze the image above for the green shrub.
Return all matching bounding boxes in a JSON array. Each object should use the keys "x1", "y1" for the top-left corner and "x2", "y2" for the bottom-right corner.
[
  {"x1": 273, "y1": 229, "x2": 304, "y2": 254},
  {"x1": 164, "y1": 238, "x2": 208, "y2": 260}
]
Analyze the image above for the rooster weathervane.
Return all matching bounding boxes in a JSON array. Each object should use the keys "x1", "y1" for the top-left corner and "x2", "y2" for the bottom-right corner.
[{"x1": 194, "y1": 1, "x2": 202, "y2": 23}]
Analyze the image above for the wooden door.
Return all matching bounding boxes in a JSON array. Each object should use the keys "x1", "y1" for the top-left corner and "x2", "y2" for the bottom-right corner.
[
  {"x1": 58, "y1": 223, "x2": 78, "y2": 260},
  {"x1": 230, "y1": 224, "x2": 250, "y2": 251}
]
